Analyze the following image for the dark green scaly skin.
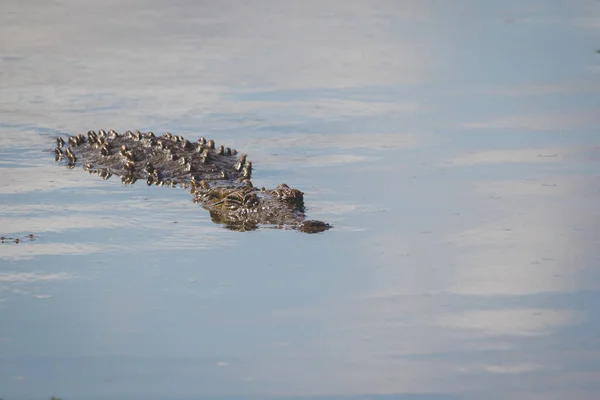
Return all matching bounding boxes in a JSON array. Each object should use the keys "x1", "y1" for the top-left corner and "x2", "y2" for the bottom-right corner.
[{"x1": 54, "y1": 130, "x2": 330, "y2": 233}]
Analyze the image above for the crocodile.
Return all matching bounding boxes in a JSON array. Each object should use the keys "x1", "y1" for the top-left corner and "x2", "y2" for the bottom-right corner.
[{"x1": 53, "y1": 130, "x2": 330, "y2": 233}]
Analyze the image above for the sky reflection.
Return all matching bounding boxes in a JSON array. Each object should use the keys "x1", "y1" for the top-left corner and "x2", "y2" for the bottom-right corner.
[{"x1": 1, "y1": 0, "x2": 599, "y2": 399}]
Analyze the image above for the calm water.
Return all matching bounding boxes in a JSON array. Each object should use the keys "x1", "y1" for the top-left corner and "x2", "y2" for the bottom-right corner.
[{"x1": 1, "y1": 1, "x2": 600, "y2": 399}]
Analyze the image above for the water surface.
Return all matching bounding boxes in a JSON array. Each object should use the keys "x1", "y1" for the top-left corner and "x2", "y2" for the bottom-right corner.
[{"x1": 1, "y1": 1, "x2": 600, "y2": 399}]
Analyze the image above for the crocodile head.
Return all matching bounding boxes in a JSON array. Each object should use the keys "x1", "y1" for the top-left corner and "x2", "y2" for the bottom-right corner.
[{"x1": 194, "y1": 182, "x2": 330, "y2": 233}]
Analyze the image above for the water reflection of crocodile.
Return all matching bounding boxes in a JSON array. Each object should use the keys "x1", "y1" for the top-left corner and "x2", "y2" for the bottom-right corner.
[{"x1": 54, "y1": 130, "x2": 331, "y2": 233}]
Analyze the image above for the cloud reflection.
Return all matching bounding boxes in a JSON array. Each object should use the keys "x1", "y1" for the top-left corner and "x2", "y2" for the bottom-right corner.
[
  {"x1": 464, "y1": 362, "x2": 544, "y2": 374},
  {"x1": 461, "y1": 111, "x2": 600, "y2": 131},
  {"x1": 448, "y1": 148, "x2": 566, "y2": 166},
  {"x1": 0, "y1": 272, "x2": 74, "y2": 283},
  {"x1": 437, "y1": 308, "x2": 584, "y2": 337},
  {"x1": 0, "y1": 243, "x2": 103, "y2": 261}
]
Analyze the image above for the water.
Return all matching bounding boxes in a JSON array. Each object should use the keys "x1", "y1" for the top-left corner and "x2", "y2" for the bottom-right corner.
[{"x1": 1, "y1": 1, "x2": 599, "y2": 399}]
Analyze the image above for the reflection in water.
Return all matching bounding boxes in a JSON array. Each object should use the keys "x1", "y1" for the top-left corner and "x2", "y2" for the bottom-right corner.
[
  {"x1": 0, "y1": 272, "x2": 73, "y2": 283},
  {"x1": 437, "y1": 308, "x2": 584, "y2": 337},
  {"x1": 1, "y1": 0, "x2": 600, "y2": 399},
  {"x1": 461, "y1": 111, "x2": 600, "y2": 131}
]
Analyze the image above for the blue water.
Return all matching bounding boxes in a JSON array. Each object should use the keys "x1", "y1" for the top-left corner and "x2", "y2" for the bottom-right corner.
[{"x1": 1, "y1": 1, "x2": 600, "y2": 399}]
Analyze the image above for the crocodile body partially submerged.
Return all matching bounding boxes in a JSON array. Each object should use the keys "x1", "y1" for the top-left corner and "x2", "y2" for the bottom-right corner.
[{"x1": 54, "y1": 130, "x2": 330, "y2": 233}]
